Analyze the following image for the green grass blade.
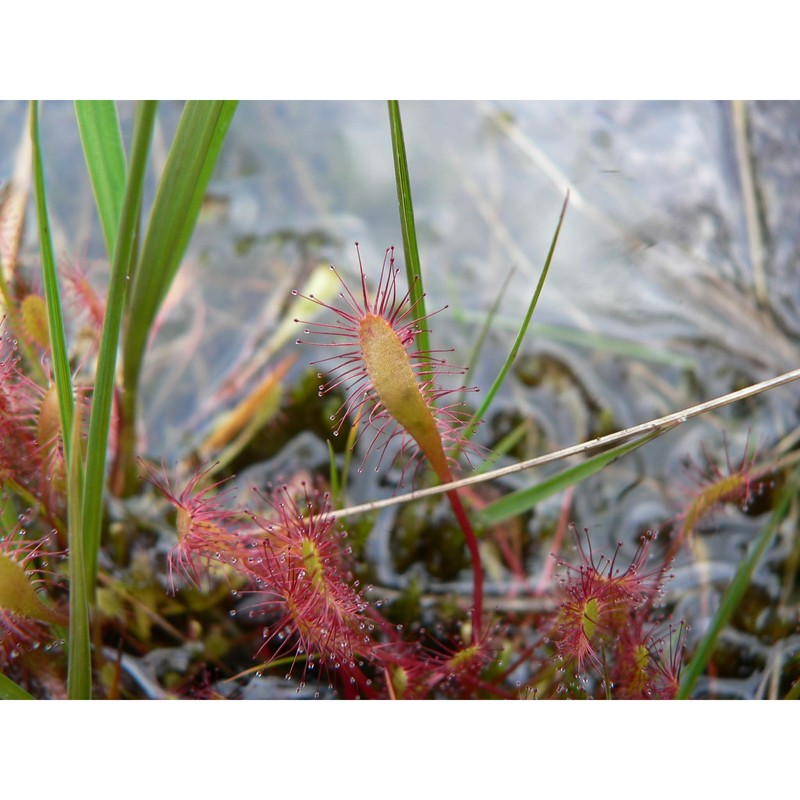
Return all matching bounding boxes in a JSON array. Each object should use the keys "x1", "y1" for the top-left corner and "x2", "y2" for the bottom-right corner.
[
  {"x1": 81, "y1": 101, "x2": 158, "y2": 590},
  {"x1": 74, "y1": 101, "x2": 127, "y2": 260},
  {"x1": 677, "y1": 469, "x2": 799, "y2": 699},
  {"x1": 67, "y1": 406, "x2": 91, "y2": 700},
  {"x1": 123, "y1": 101, "x2": 238, "y2": 400},
  {"x1": 462, "y1": 266, "x2": 515, "y2": 401},
  {"x1": 30, "y1": 101, "x2": 74, "y2": 460},
  {"x1": 0, "y1": 671, "x2": 35, "y2": 700},
  {"x1": 388, "y1": 100, "x2": 429, "y2": 355},
  {"x1": 465, "y1": 193, "x2": 569, "y2": 440},
  {"x1": 478, "y1": 429, "x2": 663, "y2": 526}
]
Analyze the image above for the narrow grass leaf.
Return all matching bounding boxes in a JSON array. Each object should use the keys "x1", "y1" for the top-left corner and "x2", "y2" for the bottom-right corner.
[
  {"x1": 81, "y1": 101, "x2": 158, "y2": 590},
  {"x1": 462, "y1": 266, "x2": 515, "y2": 404},
  {"x1": 465, "y1": 192, "x2": 569, "y2": 440},
  {"x1": 677, "y1": 468, "x2": 799, "y2": 699},
  {"x1": 0, "y1": 671, "x2": 35, "y2": 700},
  {"x1": 123, "y1": 101, "x2": 238, "y2": 401},
  {"x1": 388, "y1": 100, "x2": 429, "y2": 355},
  {"x1": 74, "y1": 101, "x2": 127, "y2": 260},
  {"x1": 67, "y1": 406, "x2": 91, "y2": 700},
  {"x1": 30, "y1": 101, "x2": 74, "y2": 460},
  {"x1": 478, "y1": 429, "x2": 662, "y2": 526}
]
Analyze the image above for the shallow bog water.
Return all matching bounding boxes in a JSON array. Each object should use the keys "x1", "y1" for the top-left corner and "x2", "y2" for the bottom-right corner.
[{"x1": 3, "y1": 100, "x2": 799, "y2": 697}]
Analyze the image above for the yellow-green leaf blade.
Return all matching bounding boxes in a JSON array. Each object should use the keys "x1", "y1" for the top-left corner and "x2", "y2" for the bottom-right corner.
[
  {"x1": 123, "y1": 100, "x2": 238, "y2": 398},
  {"x1": 478, "y1": 430, "x2": 663, "y2": 526},
  {"x1": 75, "y1": 101, "x2": 127, "y2": 260}
]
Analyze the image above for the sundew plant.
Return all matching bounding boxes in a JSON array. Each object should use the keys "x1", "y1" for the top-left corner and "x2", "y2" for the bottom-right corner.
[{"x1": 1, "y1": 100, "x2": 800, "y2": 700}]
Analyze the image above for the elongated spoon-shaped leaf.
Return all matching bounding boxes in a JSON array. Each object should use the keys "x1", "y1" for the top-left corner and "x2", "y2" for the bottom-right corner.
[
  {"x1": 75, "y1": 101, "x2": 127, "y2": 259},
  {"x1": 0, "y1": 555, "x2": 67, "y2": 625}
]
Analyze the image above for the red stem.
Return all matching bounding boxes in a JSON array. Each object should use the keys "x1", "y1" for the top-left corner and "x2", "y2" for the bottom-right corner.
[{"x1": 445, "y1": 487, "x2": 484, "y2": 646}]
